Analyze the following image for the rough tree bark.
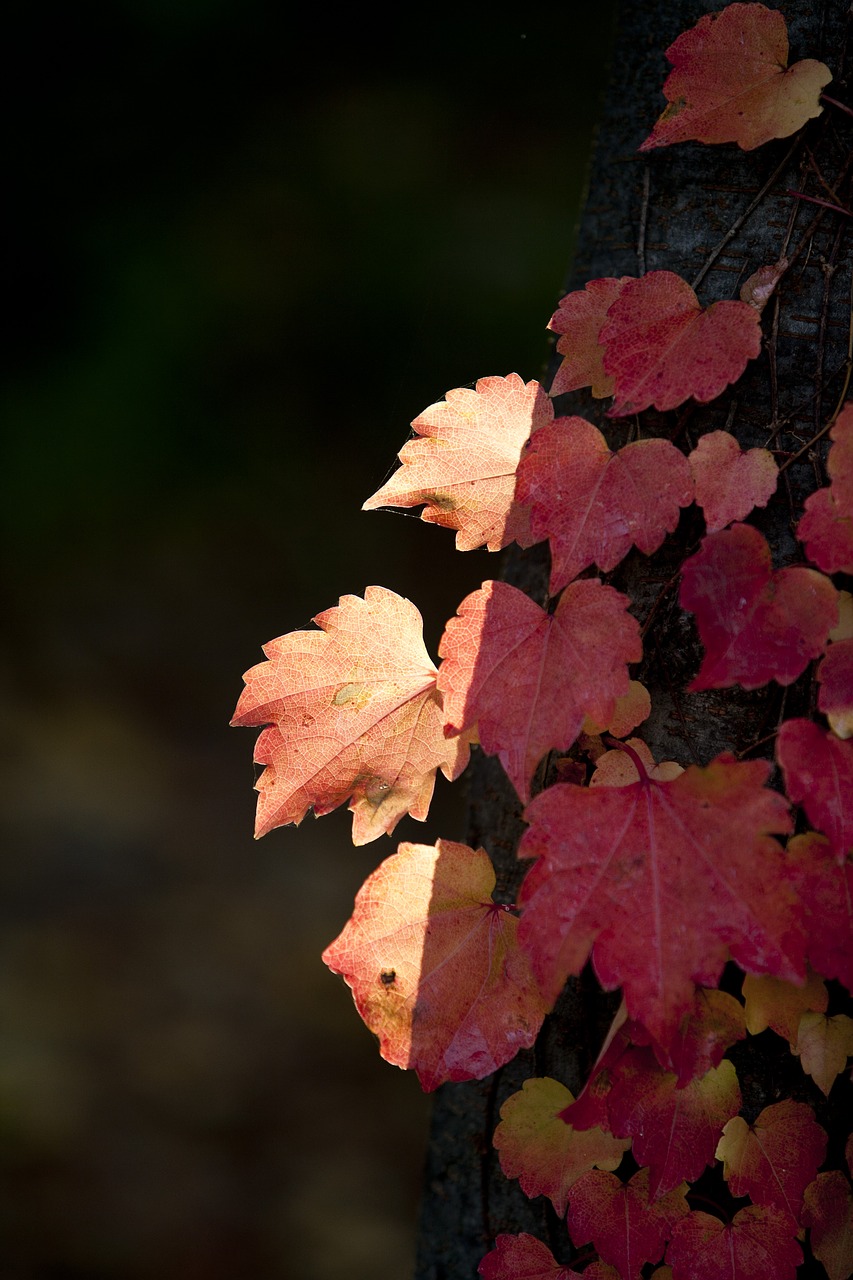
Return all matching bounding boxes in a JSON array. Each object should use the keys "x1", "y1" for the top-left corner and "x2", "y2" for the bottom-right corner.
[{"x1": 415, "y1": 0, "x2": 852, "y2": 1275}]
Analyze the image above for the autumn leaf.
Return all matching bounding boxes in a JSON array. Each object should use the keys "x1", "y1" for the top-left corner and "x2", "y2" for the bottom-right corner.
[
  {"x1": 600, "y1": 272, "x2": 761, "y2": 417},
  {"x1": 231, "y1": 587, "x2": 470, "y2": 844},
  {"x1": 583, "y1": 681, "x2": 651, "y2": 740},
  {"x1": 362, "y1": 373, "x2": 552, "y2": 551},
  {"x1": 437, "y1": 579, "x2": 641, "y2": 802},
  {"x1": 802, "y1": 1171, "x2": 853, "y2": 1280},
  {"x1": 776, "y1": 718, "x2": 853, "y2": 864},
  {"x1": 798, "y1": 402, "x2": 853, "y2": 574},
  {"x1": 716, "y1": 1098, "x2": 827, "y2": 1224},
  {"x1": 478, "y1": 1234, "x2": 578, "y2": 1280},
  {"x1": 667, "y1": 1205, "x2": 801, "y2": 1280},
  {"x1": 322, "y1": 840, "x2": 548, "y2": 1092},
  {"x1": 739, "y1": 258, "x2": 788, "y2": 312},
  {"x1": 493, "y1": 1076, "x2": 630, "y2": 1216},
  {"x1": 788, "y1": 833, "x2": 853, "y2": 993},
  {"x1": 590, "y1": 737, "x2": 683, "y2": 788},
  {"x1": 547, "y1": 277, "x2": 630, "y2": 399},
  {"x1": 516, "y1": 415, "x2": 692, "y2": 593},
  {"x1": 605, "y1": 1049, "x2": 741, "y2": 1198},
  {"x1": 793, "y1": 1011, "x2": 853, "y2": 1096},
  {"x1": 688, "y1": 431, "x2": 777, "y2": 532},
  {"x1": 818, "y1": 636, "x2": 853, "y2": 739},
  {"x1": 640, "y1": 3, "x2": 831, "y2": 152},
  {"x1": 742, "y1": 968, "x2": 829, "y2": 1043},
  {"x1": 680, "y1": 524, "x2": 838, "y2": 690},
  {"x1": 567, "y1": 1167, "x2": 688, "y2": 1278},
  {"x1": 518, "y1": 750, "x2": 800, "y2": 1050},
  {"x1": 657, "y1": 987, "x2": 746, "y2": 1087}
]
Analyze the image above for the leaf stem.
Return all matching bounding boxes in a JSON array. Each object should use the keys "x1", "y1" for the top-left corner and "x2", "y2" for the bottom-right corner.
[{"x1": 603, "y1": 734, "x2": 650, "y2": 783}]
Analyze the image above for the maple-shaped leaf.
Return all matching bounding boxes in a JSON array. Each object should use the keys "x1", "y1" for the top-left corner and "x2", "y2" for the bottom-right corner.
[
  {"x1": 437, "y1": 579, "x2": 641, "y2": 802},
  {"x1": 640, "y1": 3, "x2": 831, "y2": 152},
  {"x1": 667, "y1": 1205, "x2": 801, "y2": 1280},
  {"x1": 742, "y1": 967, "x2": 829, "y2": 1043},
  {"x1": 606, "y1": 1049, "x2": 741, "y2": 1198},
  {"x1": 776, "y1": 718, "x2": 853, "y2": 864},
  {"x1": 689, "y1": 431, "x2": 777, "y2": 533},
  {"x1": 362, "y1": 373, "x2": 552, "y2": 551},
  {"x1": 680, "y1": 524, "x2": 838, "y2": 690},
  {"x1": 493, "y1": 1076, "x2": 630, "y2": 1216},
  {"x1": 567, "y1": 1167, "x2": 689, "y2": 1278},
  {"x1": 798, "y1": 402, "x2": 853, "y2": 574},
  {"x1": 547, "y1": 277, "x2": 630, "y2": 399},
  {"x1": 322, "y1": 840, "x2": 548, "y2": 1091},
  {"x1": 583, "y1": 681, "x2": 651, "y2": 740},
  {"x1": 802, "y1": 1171, "x2": 853, "y2": 1280},
  {"x1": 516, "y1": 416, "x2": 693, "y2": 593},
  {"x1": 793, "y1": 1011, "x2": 853, "y2": 1097},
  {"x1": 599, "y1": 272, "x2": 762, "y2": 417},
  {"x1": 716, "y1": 1098, "x2": 827, "y2": 1224},
  {"x1": 518, "y1": 750, "x2": 800, "y2": 1049},
  {"x1": 788, "y1": 833, "x2": 853, "y2": 992},
  {"x1": 478, "y1": 1234, "x2": 579, "y2": 1280},
  {"x1": 232, "y1": 587, "x2": 470, "y2": 844},
  {"x1": 819, "y1": 637, "x2": 853, "y2": 739},
  {"x1": 658, "y1": 986, "x2": 747, "y2": 1087}
]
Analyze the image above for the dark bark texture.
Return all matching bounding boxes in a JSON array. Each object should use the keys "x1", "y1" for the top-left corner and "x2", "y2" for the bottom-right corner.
[{"x1": 416, "y1": 0, "x2": 853, "y2": 1276}]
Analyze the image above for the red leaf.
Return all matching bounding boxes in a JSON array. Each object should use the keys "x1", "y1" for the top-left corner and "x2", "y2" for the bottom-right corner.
[
  {"x1": 818, "y1": 637, "x2": 853, "y2": 739},
  {"x1": 518, "y1": 752, "x2": 800, "y2": 1049},
  {"x1": 640, "y1": 3, "x2": 831, "y2": 152},
  {"x1": 567, "y1": 1167, "x2": 688, "y2": 1278},
  {"x1": 680, "y1": 524, "x2": 838, "y2": 690},
  {"x1": 600, "y1": 272, "x2": 761, "y2": 417},
  {"x1": 547, "y1": 278, "x2": 630, "y2": 399},
  {"x1": 688, "y1": 431, "x2": 777, "y2": 532},
  {"x1": 798, "y1": 402, "x2": 853, "y2": 574},
  {"x1": 437, "y1": 579, "x2": 641, "y2": 802},
  {"x1": 231, "y1": 587, "x2": 470, "y2": 844},
  {"x1": 516, "y1": 416, "x2": 692, "y2": 593},
  {"x1": 716, "y1": 1098, "x2": 827, "y2": 1224},
  {"x1": 362, "y1": 373, "x2": 552, "y2": 551},
  {"x1": 478, "y1": 1234, "x2": 578, "y2": 1280},
  {"x1": 802, "y1": 1171, "x2": 853, "y2": 1280},
  {"x1": 668, "y1": 1205, "x2": 801, "y2": 1280},
  {"x1": 776, "y1": 718, "x2": 853, "y2": 864},
  {"x1": 606, "y1": 1049, "x2": 742, "y2": 1198},
  {"x1": 322, "y1": 840, "x2": 548, "y2": 1091},
  {"x1": 788, "y1": 832, "x2": 853, "y2": 991},
  {"x1": 662, "y1": 987, "x2": 747, "y2": 1086},
  {"x1": 493, "y1": 1076, "x2": 629, "y2": 1216}
]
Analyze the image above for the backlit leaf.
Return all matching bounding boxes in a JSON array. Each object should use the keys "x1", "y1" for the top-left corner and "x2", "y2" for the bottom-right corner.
[
  {"x1": 567, "y1": 1167, "x2": 688, "y2": 1278},
  {"x1": 689, "y1": 431, "x2": 777, "y2": 532},
  {"x1": 668, "y1": 1205, "x2": 801, "y2": 1280},
  {"x1": 793, "y1": 1011, "x2": 853, "y2": 1096},
  {"x1": 547, "y1": 277, "x2": 629, "y2": 399},
  {"x1": 716, "y1": 1099, "x2": 827, "y2": 1224}
]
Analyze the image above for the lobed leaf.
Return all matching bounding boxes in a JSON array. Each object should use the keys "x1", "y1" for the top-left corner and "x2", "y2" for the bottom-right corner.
[
  {"x1": 716, "y1": 1098, "x2": 827, "y2": 1224},
  {"x1": 478, "y1": 1234, "x2": 579, "y2": 1280},
  {"x1": 793, "y1": 1011, "x2": 853, "y2": 1096},
  {"x1": 547, "y1": 277, "x2": 630, "y2": 399},
  {"x1": 567, "y1": 1167, "x2": 688, "y2": 1278},
  {"x1": 787, "y1": 833, "x2": 853, "y2": 993},
  {"x1": 776, "y1": 718, "x2": 853, "y2": 864},
  {"x1": 688, "y1": 431, "x2": 777, "y2": 533},
  {"x1": 802, "y1": 1171, "x2": 853, "y2": 1280},
  {"x1": 667, "y1": 1205, "x2": 801, "y2": 1280}
]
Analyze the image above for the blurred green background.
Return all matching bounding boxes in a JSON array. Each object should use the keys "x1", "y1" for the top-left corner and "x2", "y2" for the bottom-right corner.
[{"x1": 2, "y1": 3, "x2": 615, "y2": 1276}]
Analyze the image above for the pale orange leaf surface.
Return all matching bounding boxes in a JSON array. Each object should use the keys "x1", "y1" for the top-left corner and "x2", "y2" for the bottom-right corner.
[
  {"x1": 802, "y1": 1171, "x2": 853, "y2": 1280},
  {"x1": 640, "y1": 3, "x2": 831, "y2": 152},
  {"x1": 716, "y1": 1098, "x2": 827, "y2": 1224},
  {"x1": 798, "y1": 403, "x2": 853, "y2": 574},
  {"x1": 547, "y1": 277, "x2": 630, "y2": 399},
  {"x1": 600, "y1": 272, "x2": 761, "y2": 417},
  {"x1": 793, "y1": 1011, "x2": 853, "y2": 1097},
  {"x1": 689, "y1": 431, "x2": 777, "y2": 532},
  {"x1": 437, "y1": 579, "x2": 641, "y2": 802},
  {"x1": 231, "y1": 586, "x2": 469, "y2": 844},
  {"x1": 516, "y1": 415, "x2": 693, "y2": 593},
  {"x1": 492, "y1": 1076, "x2": 629, "y2": 1216},
  {"x1": 590, "y1": 737, "x2": 683, "y2": 786},
  {"x1": 583, "y1": 681, "x2": 651, "y2": 739},
  {"x1": 742, "y1": 968, "x2": 828, "y2": 1042},
  {"x1": 322, "y1": 840, "x2": 548, "y2": 1092},
  {"x1": 362, "y1": 373, "x2": 552, "y2": 551}
]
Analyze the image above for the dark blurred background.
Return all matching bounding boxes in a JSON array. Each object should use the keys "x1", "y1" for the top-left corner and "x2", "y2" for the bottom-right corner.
[{"x1": 2, "y1": 3, "x2": 616, "y2": 1276}]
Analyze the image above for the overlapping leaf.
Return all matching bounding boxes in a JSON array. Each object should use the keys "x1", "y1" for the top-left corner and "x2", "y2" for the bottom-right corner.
[
  {"x1": 689, "y1": 431, "x2": 777, "y2": 532},
  {"x1": 437, "y1": 579, "x2": 641, "y2": 801},
  {"x1": 547, "y1": 278, "x2": 629, "y2": 399},
  {"x1": 516, "y1": 415, "x2": 692, "y2": 593},
  {"x1": 600, "y1": 272, "x2": 761, "y2": 417},
  {"x1": 231, "y1": 587, "x2": 470, "y2": 843},
  {"x1": 640, "y1": 3, "x2": 831, "y2": 152},
  {"x1": 518, "y1": 751, "x2": 801, "y2": 1049},
  {"x1": 793, "y1": 1012, "x2": 853, "y2": 1096},
  {"x1": 802, "y1": 1171, "x2": 853, "y2": 1280},
  {"x1": 716, "y1": 1099, "x2": 827, "y2": 1224},
  {"x1": 742, "y1": 968, "x2": 828, "y2": 1043},
  {"x1": 818, "y1": 636, "x2": 853, "y2": 739},
  {"x1": 798, "y1": 403, "x2": 853, "y2": 574},
  {"x1": 478, "y1": 1234, "x2": 579, "y2": 1280},
  {"x1": 667, "y1": 1206, "x2": 802, "y2": 1280},
  {"x1": 788, "y1": 833, "x2": 853, "y2": 992},
  {"x1": 363, "y1": 373, "x2": 552, "y2": 551},
  {"x1": 680, "y1": 524, "x2": 838, "y2": 690},
  {"x1": 567, "y1": 1168, "x2": 688, "y2": 1278},
  {"x1": 493, "y1": 1076, "x2": 629, "y2": 1215},
  {"x1": 322, "y1": 840, "x2": 548, "y2": 1091},
  {"x1": 776, "y1": 718, "x2": 853, "y2": 863}
]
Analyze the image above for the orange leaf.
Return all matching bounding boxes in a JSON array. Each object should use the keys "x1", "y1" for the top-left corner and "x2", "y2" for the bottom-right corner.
[
  {"x1": 742, "y1": 968, "x2": 828, "y2": 1043},
  {"x1": 547, "y1": 277, "x2": 630, "y2": 399}
]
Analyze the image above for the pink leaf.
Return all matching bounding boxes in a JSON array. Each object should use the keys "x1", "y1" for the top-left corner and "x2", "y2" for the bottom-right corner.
[
  {"x1": 548, "y1": 277, "x2": 630, "y2": 399},
  {"x1": 788, "y1": 833, "x2": 853, "y2": 992},
  {"x1": 776, "y1": 718, "x2": 853, "y2": 864},
  {"x1": 668, "y1": 1205, "x2": 801, "y2": 1280},
  {"x1": 689, "y1": 431, "x2": 777, "y2": 532},
  {"x1": 567, "y1": 1167, "x2": 688, "y2": 1278}
]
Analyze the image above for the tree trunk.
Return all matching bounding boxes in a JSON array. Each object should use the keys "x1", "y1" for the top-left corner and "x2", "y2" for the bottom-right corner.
[{"x1": 415, "y1": 0, "x2": 852, "y2": 1275}]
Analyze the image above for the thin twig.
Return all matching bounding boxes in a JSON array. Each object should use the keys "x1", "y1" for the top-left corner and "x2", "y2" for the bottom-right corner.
[
  {"x1": 786, "y1": 188, "x2": 852, "y2": 217},
  {"x1": 821, "y1": 92, "x2": 853, "y2": 119},
  {"x1": 637, "y1": 164, "x2": 650, "y2": 276}
]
